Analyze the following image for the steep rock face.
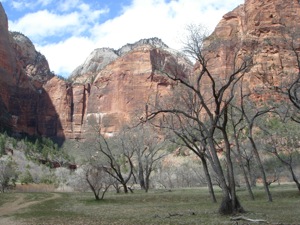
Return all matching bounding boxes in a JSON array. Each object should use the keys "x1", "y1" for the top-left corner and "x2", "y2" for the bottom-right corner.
[
  {"x1": 10, "y1": 32, "x2": 53, "y2": 84},
  {"x1": 209, "y1": 0, "x2": 300, "y2": 99},
  {"x1": 1, "y1": 0, "x2": 191, "y2": 141},
  {"x1": 0, "y1": 3, "x2": 15, "y2": 128},
  {"x1": 0, "y1": 2, "x2": 61, "y2": 138},
  {"x1": 70, "y1": 37, "x2": 170, "y2": 84},
  {"x1": 66, "y1": 38, "x2": 191, "y2": 138},
  {"x1": 76, "y1": 45, "x2": 192, "y2": 138},
  {"x1": 2, "y1": 0, "x2": 300, "y2": 142}
]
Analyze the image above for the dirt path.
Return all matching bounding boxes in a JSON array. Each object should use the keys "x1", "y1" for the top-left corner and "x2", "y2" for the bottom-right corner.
[{"x1": 0, "y1": 193, "x2": 61, "y2": 224}]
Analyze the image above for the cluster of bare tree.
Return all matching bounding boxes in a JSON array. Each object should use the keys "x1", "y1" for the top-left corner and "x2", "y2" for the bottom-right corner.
[
  {"x1": 81, "y1": 124, "x2": 168, "y2": 200},
  {"x1": 143, "y1": 24, "x2": 300, "y2": 214},
  {"x1": 79, "y1": 25, "x2": 300, "y2": 215}
]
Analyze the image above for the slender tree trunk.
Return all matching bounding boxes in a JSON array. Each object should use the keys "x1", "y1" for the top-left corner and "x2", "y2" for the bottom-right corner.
[
  {"x1": 206, "y1": 137, "x2": 240, "y2": 215},
  {"x1": 248, "y1": 136, "x2": 272, "y2": 202},
  {"x1": 245, "y1": 160, "x2": 256, "y2": 187},
  {"x1": 86, "y1": 174, "x2": 100, "y2": 201},
  {"x1": 122, "y1": 183, "x2": 128, "y2": 193},
  {"x1": 145, "y1": 172, "x2": 151, "y2": 193},
  {"x1": 138, "y1": 161, "x2": 146, "y2": 190},
  {"x1": 222, "y1": 128, "x2": 245, "y2": 214},
  {"x1": 288, "y1": 165, "x2": 300, "y2": 191},
  {"x1": 234, "y1": 138, "x2": 255, "y2": 200},
  {"x1": 200, "y1": 155, "x2": 217, "y2": 203}
]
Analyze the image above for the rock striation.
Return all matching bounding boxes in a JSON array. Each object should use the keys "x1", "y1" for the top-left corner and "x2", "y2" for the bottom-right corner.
[
  {"x1": 208, "y1": 0, "x2": 300, "y2": 100},
  {"x1": 1, "y1": 0, "x2": 300, "y2": 142},
  {"x1": 70, "y1": 37, "x2": 170, "y2": 84},
  {"x1": 0, "y1": 2, "x2": 192, "y2": 140}
]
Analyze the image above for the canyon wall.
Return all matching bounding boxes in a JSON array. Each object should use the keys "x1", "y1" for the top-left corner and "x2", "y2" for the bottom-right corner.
[
  {"x1": 209, "y1": 0, "x2": 300, "y2": 100},
  {"x1": 1, "y1": 0, "x2": 300, "y2": 142}
]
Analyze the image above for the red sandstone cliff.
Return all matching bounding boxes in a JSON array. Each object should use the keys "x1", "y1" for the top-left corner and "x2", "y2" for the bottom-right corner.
[
  {"x1": 208, "y1": 0, "x2": 300, "y2": 99},
  {"x1": 1, "y1": 0, "x2": 300, "y2": 142},
  {"x1": 0, "y1": 2, "x2": 60, "y2": 140}
]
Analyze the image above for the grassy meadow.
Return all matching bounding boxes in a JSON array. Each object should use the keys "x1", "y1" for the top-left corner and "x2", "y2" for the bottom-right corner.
[{"x1": 0, "y1": 184, "x2": 299, "y2": 225}]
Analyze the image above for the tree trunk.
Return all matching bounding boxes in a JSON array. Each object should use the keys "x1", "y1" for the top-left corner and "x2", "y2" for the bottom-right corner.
[
  {"x1": 245, "y1": 160, "x2": 256, "y2": 187},
  {"x1": 138, "y1": 161, "x2": 146, "y2": 190},
  {"x1": 234, "y1": 138, "x2": 255, "y2": 200},
  {"x1": 200, "y1": 155, "x2": 217, "y2": 203},
  {"x1": 207, "y1": 137, "x2": 244, "y2": 215},
  {"x1": 222, "y1": 128, "x2": 245, "y2": 214},
  {"x1": 122, "y1": 183, "x2": 128, "y2": 193},
  {"x1": 248, "y1": 136, "x2": 272, "y2": 202},
  {"x1": 288, "y1": 165, "x2": 300, "y2": 191},
  {"x1": 86, "y1": 174, "x2": 100, "y2": 201}
]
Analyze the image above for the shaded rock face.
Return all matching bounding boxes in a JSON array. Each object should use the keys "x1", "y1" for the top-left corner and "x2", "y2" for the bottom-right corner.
[
  {"x1": 209, "y1": 0, "x2": 300, "y2": 99},
  {"x1": 1, "y1": 0, "x2": 300, "y2": 142},
  {"x1": 1, "y1": 2, "x2": 191, "y2": 140},
  {"x1": 0, "y1": 3, "x2": 62, "y2": 141}
]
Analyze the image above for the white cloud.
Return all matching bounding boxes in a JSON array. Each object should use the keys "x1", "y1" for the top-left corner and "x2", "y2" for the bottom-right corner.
[
  {"x1": 36, "y1": 36, "x2": 95, "y2": 76},
  {"x1": 11, "y1": 0, "x2": 53, "y2": 10},
  {"x1": 57, "y1": 0, "x2": 81, "y2": 12},
  {"x1": 10, "y1": 10, "x2": 82, "y2": 41},
  {"x1": 91, "y1": 0, "x2": 244, "y2": 50},
  {"x1": 8, "y1": 0, "x2": 244, "y2": 77},
  {"x1": 11, "y1": 0, "x2": 33, "y2": 10},
  {"x1": 9, "y1": 5, "x2": 109, "y2": 43}
]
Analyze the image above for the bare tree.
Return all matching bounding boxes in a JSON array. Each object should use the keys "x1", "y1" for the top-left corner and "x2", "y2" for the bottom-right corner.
[
  {"x1": 126, "y1": 124, "x2": 168, "y2": 192},
  {"x1": 237, "y1": 87, "x2": 274, "y2": 202},
  {"x1": 262, "y1": 117, "x2": 300, "y2": 191},
  {"x1": 146, "y1": 24, "x2": 251, "y2": 214},
  {"x1": 96, "y1": 130, "x2": 135, "y2": 194},
  {"x1": 161, "y1": 113, "x2": 217, "y2": 203},
  {"x1": 228, "y1": 104, "x2": 255, "y2": 200},
  {"x1": 85, "y1": 164, "x2": 112, "y2": 200}
]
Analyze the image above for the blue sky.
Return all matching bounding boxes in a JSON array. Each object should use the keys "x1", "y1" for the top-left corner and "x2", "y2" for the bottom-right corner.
[{"x1": 1, "y1": 0, "x2": 244, "y2": 77}]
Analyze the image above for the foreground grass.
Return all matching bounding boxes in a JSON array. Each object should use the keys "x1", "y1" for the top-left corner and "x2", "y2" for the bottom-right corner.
[{"x1": 1, "y1": 184, "x2": 299, "y2": 225}]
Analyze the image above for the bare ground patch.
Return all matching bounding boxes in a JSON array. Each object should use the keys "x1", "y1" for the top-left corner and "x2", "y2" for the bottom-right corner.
[{"x1": 0, "y1": 192, "x2": 61, "y2": 224}]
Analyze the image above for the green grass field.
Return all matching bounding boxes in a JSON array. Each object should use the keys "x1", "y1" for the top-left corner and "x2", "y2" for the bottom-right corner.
[{"x1": 0, "y1": 184, "x2": 299, "y2": 225}]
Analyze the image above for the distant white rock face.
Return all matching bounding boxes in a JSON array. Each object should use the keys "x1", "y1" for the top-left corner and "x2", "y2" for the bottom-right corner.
[
  {"x1": 69, "y1": 37, "x2": 179, "y2": 84},
  {"x1": 70, "y1": 48, "x2": 119, "y2": 84},
  {"x1": 116, "y1": 37, "x2": 169, "y2": 56}
]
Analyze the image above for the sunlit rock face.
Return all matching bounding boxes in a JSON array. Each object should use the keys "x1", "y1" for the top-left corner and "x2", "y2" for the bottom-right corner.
[
  {"x1": 208, "y1": 0, "x2": 300, "y2": 102},
  {"x1": 1, "y1": 1, "x2": 192, "y2": 141},
  {"x1": 71, "y1": 43, "x2": 192, "y2": 139},
  {"x1": 1, "y1": 0, "x2": 300, "y2": 142}
]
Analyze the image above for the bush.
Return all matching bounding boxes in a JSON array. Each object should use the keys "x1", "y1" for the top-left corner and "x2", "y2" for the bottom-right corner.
[{"x1": 0, "y1": 156, "x2": 18, "y2": 192}]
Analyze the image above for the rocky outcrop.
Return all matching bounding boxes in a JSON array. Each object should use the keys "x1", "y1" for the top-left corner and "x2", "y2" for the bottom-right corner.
[
  {"x1": 67, "y1": 38, "x2": 191, "y2": 138},
  {"x1": 208, "y1": 0, "x2": 300, "y2": 99},
  {"x1": 0, "y1": 2, "x2": 60, "y2": 139},
  {"x1": 1, "y1": 0, "x2": 300, "y2": 142},
  {"x1": 70, "y1": 37, "x2": 171, "y2": 84},
  {"x1": 1, "y1": 0, "x2": 191, "y2": 140},
  {"x1": 69, "y1": 44, "x2": 192, "y2": 138},
  {"x1": 70, "y1": 48, "x2": 118, "y2": 84},
  {"x1": 10, "y1": 32, "x2": 53, "y2": 83}
]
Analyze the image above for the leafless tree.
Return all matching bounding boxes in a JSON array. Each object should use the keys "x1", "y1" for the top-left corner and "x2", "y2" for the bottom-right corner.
[
  {"x1": 96, "y1": 130, "x2": 135, "y2": 194},
  {"x1": 146, "y1": 24, "x2": 252, "y2": 214},
  {"x1": 262, "y1": 117, "x2": 300, "y2": 191},
  {"x1": 125, "y1": 124, "x2": 168, "y2": 192},
  {"x1": 228, "y1": 104, "x2": 255, "y2": 200},
  {"x1": 237, "y1": 86, "x2": 274, "y2": 202},
  {"x1": 85, "y1": 164, "x2": 112, "y2": 200}
]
